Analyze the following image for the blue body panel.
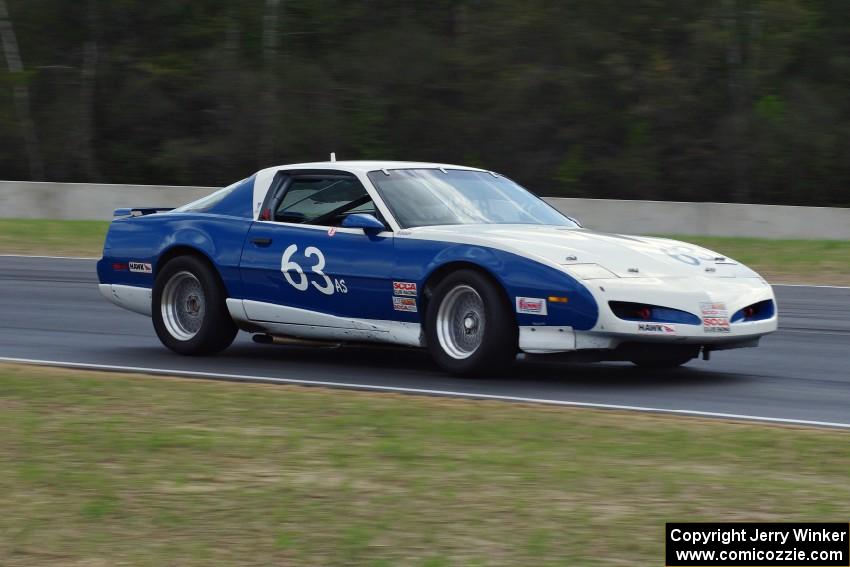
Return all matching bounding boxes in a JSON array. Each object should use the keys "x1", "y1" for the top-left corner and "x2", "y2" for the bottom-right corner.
[
  {"x1": 98, "y1": 214, "x2": 254, "y2": 297},
  {"x1": 393, "y1": 238, "x2": 598, "y2": 329},
  {"x1": 234, "y1": 226, "x2": 598, "y2": 329},
  {"x1": 97, "y1": 171, "x2": 599, "y2": 332},
  {"x1": 97, "y1": 176, "x2": 257, "y2": 296},
  {"x1": 240, "y1": 224, "x2": 396, "y2": 320},
  {"x1": 731, "y1": 299, "x2": 775, "y2": 323},
  {"x1": 211, "y1": 175, "x2": 256, "y2": 219}
]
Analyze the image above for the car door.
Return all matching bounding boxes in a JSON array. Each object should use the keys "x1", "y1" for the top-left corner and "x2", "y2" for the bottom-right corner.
[{"x1": 239, "y1": 173, "x2": 396, "y2": 327}]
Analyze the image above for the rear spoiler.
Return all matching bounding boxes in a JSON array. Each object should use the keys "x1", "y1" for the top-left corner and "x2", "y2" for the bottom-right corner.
[{"x1": 113, "y1": 207, "x2": 175, "y2": 218}]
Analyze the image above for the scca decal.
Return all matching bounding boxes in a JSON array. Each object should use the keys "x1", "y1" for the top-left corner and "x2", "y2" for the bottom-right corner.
[
  {"x1": 516, "y1": 297, "x2": 547, "y2": 315},
  {"x1": 393, "y1": 281, "x2": 417, "y2": 296},
  {"x1": 700, "y1": 301, "x2": 730, "y2": 333}
]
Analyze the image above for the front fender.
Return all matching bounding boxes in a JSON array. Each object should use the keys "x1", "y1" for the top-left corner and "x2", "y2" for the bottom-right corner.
[{"x1": 396, "y1": 238, "x2": 599, "y2": 330}]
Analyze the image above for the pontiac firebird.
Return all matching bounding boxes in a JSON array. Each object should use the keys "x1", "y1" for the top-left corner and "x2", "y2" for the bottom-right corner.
[{"x1": 97, "y1": 161, "x2": 778, "y2": 375}]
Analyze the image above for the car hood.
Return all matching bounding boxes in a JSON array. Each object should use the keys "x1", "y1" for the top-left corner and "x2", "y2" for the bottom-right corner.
[{"x1": 406, "y1": 225, "x2": 760, "y2": 279}]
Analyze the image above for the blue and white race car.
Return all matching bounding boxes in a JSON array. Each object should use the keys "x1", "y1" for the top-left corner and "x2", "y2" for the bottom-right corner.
[{"x1": 97, "y1": 161, "x2": 778, "y2": 375}]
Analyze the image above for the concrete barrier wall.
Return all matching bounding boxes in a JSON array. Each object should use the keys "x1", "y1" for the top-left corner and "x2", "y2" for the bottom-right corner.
[
  {"x1": 1, "y1": 180, "x2": 848, "y2": 239},
  {"x1": 0, "y1": 181, "x2": 217, "y2": 221},
  {"x1": 544, "y1": 197, "x2": 850, "y2": 240}
]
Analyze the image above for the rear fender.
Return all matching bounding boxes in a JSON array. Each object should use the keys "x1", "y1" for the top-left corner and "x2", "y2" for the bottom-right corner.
[{"x1": 98, "y1": 214, "x2": 253, "y2": 298}]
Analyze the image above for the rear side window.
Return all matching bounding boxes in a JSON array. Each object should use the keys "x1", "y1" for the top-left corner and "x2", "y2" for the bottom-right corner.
[
  {"x1": 274, "y1": 177, "x2": 375, "y2": 226},
  {"x1": 175, "y1": 181, "x2": 242, "y2": 213},
  {"x1": 174, "y1": 176, "x2": 254, "y2": 218}
]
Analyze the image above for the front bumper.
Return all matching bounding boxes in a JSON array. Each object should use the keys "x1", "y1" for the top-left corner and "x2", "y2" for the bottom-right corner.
[{"x1": 518, "y1": 276, "x2": 777, "y2": 353}]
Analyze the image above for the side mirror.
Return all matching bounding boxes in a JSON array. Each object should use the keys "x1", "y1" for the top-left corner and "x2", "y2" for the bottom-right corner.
[{"x1": 342, "y1": 213, "x2": 386, "y2": 234}]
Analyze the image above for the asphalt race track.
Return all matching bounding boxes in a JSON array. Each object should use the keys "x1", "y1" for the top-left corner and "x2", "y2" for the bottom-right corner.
[{"x1": 1, "y1": 255, "x2": 849, "y2": 428}]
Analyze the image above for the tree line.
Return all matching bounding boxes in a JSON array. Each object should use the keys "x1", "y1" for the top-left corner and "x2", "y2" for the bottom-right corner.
[{"x1": 0, "y1": 0, "x2": 848, "y2": 207}]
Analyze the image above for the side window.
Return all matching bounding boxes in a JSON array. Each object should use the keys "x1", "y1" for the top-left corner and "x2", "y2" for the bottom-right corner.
[
  {"x1": 174, "y1": 178, "x2": 245, "y2": 213},
  {"x1": 274, "y1": 177, "x2": 375, "y2": 226}
]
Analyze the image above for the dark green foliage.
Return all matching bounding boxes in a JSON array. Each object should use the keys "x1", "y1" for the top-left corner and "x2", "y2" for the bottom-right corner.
[{"x1": 1, "y1": 0, "x2": 848, "y2": 206}]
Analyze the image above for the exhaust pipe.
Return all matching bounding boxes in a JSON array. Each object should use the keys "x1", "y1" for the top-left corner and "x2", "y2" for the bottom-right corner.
[{"x1": 252, "y1": 334, "x2": 341, "y2": 348}]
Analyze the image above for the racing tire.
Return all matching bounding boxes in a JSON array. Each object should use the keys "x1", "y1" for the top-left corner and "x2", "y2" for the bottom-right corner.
[
  {"x1": 425, "y1": 269, "x2": 518, "y2": 376},
  {"x1": 152, "y1": 255, "x2": 238, "y2": 355},
  {"x1": 628, "y1": 347, "x2": 699, "y2": 369}
]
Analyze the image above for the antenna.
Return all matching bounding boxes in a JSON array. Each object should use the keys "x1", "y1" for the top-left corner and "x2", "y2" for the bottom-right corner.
[{"x1": 329, "y1": 152, "x2": 336, "y2": 163}]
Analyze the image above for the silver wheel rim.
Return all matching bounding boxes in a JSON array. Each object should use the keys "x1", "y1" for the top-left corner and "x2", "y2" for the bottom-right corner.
[
  {"x1": 436, "y1": 284, "x2": 485, "y2": 360},
  {"x1": 161, "y1": 271, "x2": 205, "y2": 341}
]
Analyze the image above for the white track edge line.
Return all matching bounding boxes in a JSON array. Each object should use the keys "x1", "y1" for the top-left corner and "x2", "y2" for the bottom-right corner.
[
  {"x1": 1, "y1": 356, "x2": 848, "y2": 430},
  {"x1": 772, "y1": 283, "x2": 850, "y2": 289}
]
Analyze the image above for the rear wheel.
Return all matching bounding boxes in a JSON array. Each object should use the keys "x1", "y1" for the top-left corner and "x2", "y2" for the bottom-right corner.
[
  {"x1": 152, "y1": 255, "x2": 237, "y2": 355},
  {"x1": 425, "y1": 269, "x2": 518, "y2": 376}
]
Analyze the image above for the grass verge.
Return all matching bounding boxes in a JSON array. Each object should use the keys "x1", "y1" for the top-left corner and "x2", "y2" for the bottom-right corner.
[
  {"x1": 1, "y1": 363, "x2": 848, "y2": 566},
  {"x1": 0, "y1": 219, "x2": 108, "y2": 257},
  {"x1": 658, "y1": 235, "x2": 850, "y2": 286},
  {"x1": 0, "y1": 219, "x2": 847, "y2": 285}
]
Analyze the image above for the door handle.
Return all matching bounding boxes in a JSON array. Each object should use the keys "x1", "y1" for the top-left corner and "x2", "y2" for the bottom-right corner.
[{"x1": 251, "y1": 237, "x2": 272, "y2": 247}]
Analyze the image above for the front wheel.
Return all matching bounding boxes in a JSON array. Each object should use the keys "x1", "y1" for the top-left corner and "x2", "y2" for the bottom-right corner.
[
  {"x1": 152, "y1": 255, "x2": 237, "y2": 355},
  {"x1": 425, "y1": 269, "x2": 518, "y2": 376}
]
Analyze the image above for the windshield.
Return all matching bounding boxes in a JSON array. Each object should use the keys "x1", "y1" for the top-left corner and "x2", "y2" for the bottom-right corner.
[{"x1": 367, "y1": 169, "x2": 577, "y2": 229}]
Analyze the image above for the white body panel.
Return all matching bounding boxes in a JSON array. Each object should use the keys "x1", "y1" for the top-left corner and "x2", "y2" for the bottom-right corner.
[
  {"x1": 519, "y1": 326, "x2": 577, "y2": 353},
  {"x1": 224, "y1": 297, "x2": 566, "y2": 352},
  {"x1": 397, "y1": 224, "x2": 778, "y2": 351},
  {"x1": 99, "y1": 284, "x2": 152, "y2": 316},
  {"x1": 400, "y1": 224, "x2": 759, "y2": 280},
  {"x1": 228, "y1": 299, "x2": 423, "y2": 347},
  {"x1": 250, "y1": 160, "x2": 481, "y2": 228}
]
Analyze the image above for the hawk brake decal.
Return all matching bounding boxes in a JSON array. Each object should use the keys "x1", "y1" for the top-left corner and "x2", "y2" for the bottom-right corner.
[
  {"x1": 129, "y1": 261, "x2": 152, "y2": 273},
  {"x1": 637, "y1": 323, "x2": 677, "y2": 335}
]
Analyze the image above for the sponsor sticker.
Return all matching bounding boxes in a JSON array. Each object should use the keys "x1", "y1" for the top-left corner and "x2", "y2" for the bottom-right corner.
[
  {"x1": 516, "y1": 297, "x2": 548, "y2": 315},
  {"x1": 637, "y1": 323, "x2": 677, "y2": 335},
  {"x1": 393, "y1": 281, "x2": 417, "y2": 296},
  {"x1": 700, "y1": 301, "x2": 727, "y2": 317},
  {"x1": 700, "y1": 301, "x2": 730, "y2": 333},
  {"x1": 327, "y1": 226, "x2": 337, "y2": 237},
  {"x1": 393, "y1": 296, "x2": 417, "y2": 312},
  {"x1": 129, "y1": 261, "x2": 152, "y2": 274}
]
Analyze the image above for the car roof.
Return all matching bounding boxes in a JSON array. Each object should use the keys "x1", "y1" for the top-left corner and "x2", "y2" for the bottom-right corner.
[
  {"x1": 249, "y1": 160, "x2": 491, "y2": 223},
  {"x1": 264, "y1": 160, "x2": 487, "y2": 174}
]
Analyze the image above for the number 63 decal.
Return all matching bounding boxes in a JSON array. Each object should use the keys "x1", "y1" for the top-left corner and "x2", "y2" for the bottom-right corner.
[
  {"x1": 663, "y1": 245, "x2": 715, "y2": 266},
  {"x1": 281, "y1": 244, "x2": 347, "y2": 295}
]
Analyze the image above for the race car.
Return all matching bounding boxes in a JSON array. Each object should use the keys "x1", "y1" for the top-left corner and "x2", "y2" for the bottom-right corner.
[{"x1": 97, "y1": 160, "x2": 778, "y2": 375}]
